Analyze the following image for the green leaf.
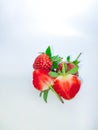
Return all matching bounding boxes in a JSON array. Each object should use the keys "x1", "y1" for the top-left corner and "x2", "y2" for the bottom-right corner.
[
  {"x1": 43, "y1": 90, "x2": 49, "y2": 103},
  {"x1": 73, "y1": 60, "x2": 80, "y2": 66},
  {"x1": 51, "y1": 55, "x2": 62, "y2": 69},
  {"x1": 66, "y1": 56, "x2": 70, "y2": 62},
  {"x1": 49, "y1": 71, "x2": 58, "y2": 78},
  {"x1": 51, "y1": 55, "x2": 62, "y2": 62},
  {"x1": 45, "y1": 46, "x2": 52, "y2": 58},
  {"x1": 67, "y1": 66, "x2": 78, "y2": 74},
  {"x1": 72, "y1": 53, "x2": 82, "y2": 65},
  {"x1": 53, "y1": 62, "x2": 58, "y2": 69}
]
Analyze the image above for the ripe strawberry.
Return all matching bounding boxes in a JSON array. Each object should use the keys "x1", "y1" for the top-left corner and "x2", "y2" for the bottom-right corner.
[
  {"x1": 32, "y1": 69, "x2": 54, "y2": 91},
  {"x1": 33, "y1": 54, "x2": 52, "y2": 70},
  {"x1": 56, "y1": 53, "x2": 81, "y2": 75},
  {"x1": 67, "y1": 63, "x2": 76, "y2": 71},
  {"x1": 57, "y1": 62, "x2": 78, "y2": 75},
  {"x1": 54, "y1": 74, "x2": 81, "y2": 100}
]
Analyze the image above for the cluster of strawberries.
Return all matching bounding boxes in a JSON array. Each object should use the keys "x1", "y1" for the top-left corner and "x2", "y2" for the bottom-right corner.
[{"x1": 32, "y1": 46, "x2": 81, "y2": 103}]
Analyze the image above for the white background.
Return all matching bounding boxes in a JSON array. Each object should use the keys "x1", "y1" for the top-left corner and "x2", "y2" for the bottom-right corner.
[{"x1": 0, "y1": 0, "x2": 98, "y2": 130}]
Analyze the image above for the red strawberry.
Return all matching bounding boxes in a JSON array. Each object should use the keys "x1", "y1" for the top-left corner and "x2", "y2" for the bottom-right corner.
[
  {"x1": 33, "y1": 54, "x2": 52, "y2": 70},
  {"x1": 67, "y1": 63, "x2": 76, "y2": 71},
  {"x1": 56, "y1": 53, "x2": 81, "y2": 75},
  {"x1": 57, "y1": 62, "x2": 78, "y2": 75},
  {"x1": 32, "y1": 69, "x2": 54, "y2": 91},
  {"x1": 54, "y1": 74, "x2": 81, "y2": 100}
]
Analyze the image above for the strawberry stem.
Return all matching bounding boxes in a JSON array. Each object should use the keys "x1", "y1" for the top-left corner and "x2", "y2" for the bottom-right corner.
[
  {"x1": 62, "y1": 63, "x2": 67, "y2": 75},
  {"x1": 75, "y1": 52, "x2": 82, "y2": 61},
  {"x1": 49, "y1": 85, "x2": 64, "y2": 104}
]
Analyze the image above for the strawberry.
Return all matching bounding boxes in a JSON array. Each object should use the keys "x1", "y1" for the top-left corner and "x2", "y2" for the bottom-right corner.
[
  {"x1": 49, "y1": 63, "x2": 81, "y2": 100},
  {"x1": 32, "y1": 69, "x2": 64, "y2": 103},
  {"x1": 57, "y1": 62, "x2": 78, "y2": 75},
  {"x1": 67, "y1": 63, "x2": 76, "y2": 71},
  {"x1": 53, "y1": 74, "x2": 81, "y2": 100},
  {"x1": 56, "y1": 53, "x2": 81, "y2": 75},
  {"x1": 33, "y1": 54, "x2": 52, "y2": 70},
  {"x1": 32, "y1": 69, "x2": 54, "y2": 91}
]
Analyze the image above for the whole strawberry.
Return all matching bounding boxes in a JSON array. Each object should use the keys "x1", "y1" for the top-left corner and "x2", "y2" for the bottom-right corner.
[
  {"x1": 56, "y1": 53, "x2": 81, "y2": 75},
  {"x1": 57, "y1": 62, "x2": 78, "y2": 75},
  {"x1": 33, "y1": 54, "x2": 52, "y2": 70}
]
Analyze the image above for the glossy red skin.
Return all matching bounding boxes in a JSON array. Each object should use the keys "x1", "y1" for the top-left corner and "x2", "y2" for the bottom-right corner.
[
  {"x1": 54, "y1": 74, "x2": 81, "y2": 100},
  {"x1": 33, "y1": 54, "x2": 52, "y2": 70},
  {"x1": 33, "y1": 69, "x2": 54, "y2": 91},
  {"x1": 57, "y1": 62, "x2": 78, "y2": 75}
]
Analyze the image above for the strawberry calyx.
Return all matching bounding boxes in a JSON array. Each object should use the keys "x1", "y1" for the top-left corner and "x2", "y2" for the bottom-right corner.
[
  {"x1": 66, "y1": 52, "x2": 82, "y2": 67},
  {"x1": 45, "y1": 46, "x2": 63, "y2": 70},
  {"x1": 39, "y1": 89, "x2": 50, "y2": 103},
  {"x1": 45, "y1": 46, "x2": 52, "y2": 58},
  {"x1": 49, "y1": 63, "x2": 78, "y2": 78},
  {"x1": 56, "y1": 53, "x2": 81, "y2": 76}
]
